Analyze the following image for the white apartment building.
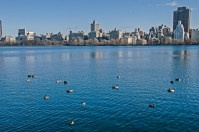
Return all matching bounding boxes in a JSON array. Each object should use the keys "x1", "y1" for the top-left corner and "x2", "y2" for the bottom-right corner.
[
  {"x1": 88, "y1": 31, "x2": 102, "y2": 39},
  {"x1": 158, "y1": 29, "x2": 164, "y2": 39},
  {"x1": 91, "y1": 20, "x2": 99, "y2": 32},
  {"x1": 1, "y1": 36, "x2": 15, "y2": 43},
  {"x1": 184, "y1": 32, "x2": 189, "y2": 41},
  {"x1": 50, "y1": 32, "x2": 65, "y2": 41},
  {"x1": 41, "y1": 33, "x2": 51, "y2": 40},
  {"x1": 133, "y1": 28, "x2": 140, "y2": 40},
  {"x1": 99, "y1": 29, "x2": 106, "y2": 36},
  {"x1": 109, "y1": 28, "x2": 122, "y2": 40},
  {"x1": 120, "y1": 37, "x2": 132, "y2": 44},
  {"x1": 69, "y1": 31, "x2": 86, "y2": 40},
  {"x1": 65, "y1": 35, "x2": 69, "y2": 42},
  {"x1": 132, "y1": 35, "x2": 137, "y2": 44},
  {"x1": 26, "y1": 32, "x2": 34, "y2": 40},
  {"x1": 174, "y1": 21, "x2": 185, "y2": 41},
  {"x1": 16, "y1": 29, "x2": 35, "y2": 41},
  {"x1": 191, "y1": 29, "x2": 199, "y2": 41}
]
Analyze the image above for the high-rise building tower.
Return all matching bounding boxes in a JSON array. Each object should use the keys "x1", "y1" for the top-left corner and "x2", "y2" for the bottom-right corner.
[
  {"x1": 91, "y1": 20, "x2": 99, "y2": 32},
  {"x1": 173, "y1": 7, "x2": 191, "y2": 33},
  {"x1": 0, "y1": 20, "x2": 2, "y2": 38},
  {"x1": 18, "y1": 29, "x2": 27, "y2": 35},
  {"x1": 174, "y1": 21, "x2": 185, "y2": 41}
]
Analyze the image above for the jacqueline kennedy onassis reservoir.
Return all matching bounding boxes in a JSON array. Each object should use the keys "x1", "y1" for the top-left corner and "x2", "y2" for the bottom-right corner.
[{"x1": 0, "y1": 46, "x2": 199, "y2": 131}]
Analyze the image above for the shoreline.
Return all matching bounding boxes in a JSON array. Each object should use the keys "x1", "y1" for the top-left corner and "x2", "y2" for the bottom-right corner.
[{"x1": 0, "y1": 44, "x2": 199, "y2": 47}]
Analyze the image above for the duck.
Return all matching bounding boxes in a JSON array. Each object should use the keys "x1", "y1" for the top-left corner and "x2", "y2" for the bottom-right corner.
[
  {"x1": 82, "y1": 102, "x2": 86, "y2": 106},
  {"x1": 117, "y1": 76, "x2": 120, "y2": 78},
  {"x1": 44, "y1": 95, "x2": 49, "y2": 100},
  {"x1": 66, "y1": 89, "x2": 73, "y2": 93},
  {"x1": 64, "y1": 81, "x2": 68, "y2": 84},
  {"x1": 27, "y1": 78, "x2": 31, "y2": 82},
  {"x1": 149, "y1": 104, "x2": 155, "y2": 108},
  {"x1": 170, "y1": 81, "x2": 174, "y2": 84},
  {"x1": 112, "y1": 84, "x2": 119, "y2": 89},
  {"x1": 168, "y1": 88, "x2": 175, "y2": 93},
  {"x1": 175, "y1": 78, "x2": 180, "y2": 81},
  {"x1": 56, "y1": 80, "x2": 61, "y2": 83},
  {"x1": 28, "y1": 75, "x2": 31, "y2": 78},
  {"x1": 70, "y1": 120, "x2": 74, "y2": 125},
  {"x1": 32, "y1": 75, "x2": 36, "y2": 78}
]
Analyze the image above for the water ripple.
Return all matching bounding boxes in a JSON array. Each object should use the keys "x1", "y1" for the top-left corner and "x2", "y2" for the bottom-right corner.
[{"x1": 1, "y1": 46, "x2": 199, "y2": 131}]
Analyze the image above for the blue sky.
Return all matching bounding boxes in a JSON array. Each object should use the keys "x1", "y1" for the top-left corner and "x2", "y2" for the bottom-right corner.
[{"x1": 0, "y1": 0, "x2": 198, "y2": 37}]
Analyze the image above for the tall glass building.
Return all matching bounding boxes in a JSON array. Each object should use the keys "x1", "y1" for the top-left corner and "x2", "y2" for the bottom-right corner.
[{"x1": 173, "y1": 7, "x2": 191, "y2": 33}]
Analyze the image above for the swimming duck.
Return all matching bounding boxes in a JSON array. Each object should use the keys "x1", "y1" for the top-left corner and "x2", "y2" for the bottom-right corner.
[
  {"x1": 32, "y1": 75, "x2": 36, "y2": 78},
  {"x1": 44, "y1": 95, "x2": 49, "y2": 100},
  {"x1": 27, "y1": 78, "x2": 31, "y2": 82},
  {"x1": 82, "y1": 102, "x2": 86, "y2": 106},
  {"x1": 66, "y1": 89, "x2": 73, "y2": 93},
  {"x1": 28, "y1": 75, "x2": 31, "y2": 77},
  {"x1": 56, "y1": 80, "x2": 61, "y2": 83},
  {"x1": 170, "y1": 81, "x2": 174, "y2": 84},
  {"x1": 117, "y1": 76, "x2": 120, "y2": 78},
  {"x1": 175, "y1": 78, "x2": 180, "y2": 81},
  {"x1": 70, "y1": 120, "x2": 74, "y2": 125},
  {"x1": 149, "y1": 104, "x2": 155, "y2": 108},
  {"x1": 112, "y1": 84, "x2": 119, "y2": 89},
  {"x1": 64, "y1": 81, "x2": 68, "y2": 84},
  {"x1": 168, "y1": 88, "x2": 174, "y2": 93}
]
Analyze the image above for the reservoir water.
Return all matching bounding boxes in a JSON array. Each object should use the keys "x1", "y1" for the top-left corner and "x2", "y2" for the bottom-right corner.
[{"x1": 0, "y1": 46, "x2": 199, "y2": 131}]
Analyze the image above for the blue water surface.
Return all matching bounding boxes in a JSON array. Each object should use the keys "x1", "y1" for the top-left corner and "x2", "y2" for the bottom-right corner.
[{"x1": 0, "y1": 46, "x2": 199, "y2": 131}]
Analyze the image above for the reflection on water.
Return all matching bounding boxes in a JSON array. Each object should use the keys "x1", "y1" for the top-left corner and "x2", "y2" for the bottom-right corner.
[
  {"x1": 173, "y1": 50, "x2": 190, "y2": 61},
  {"x1": 25, "y1": 50, "x2": 35, "y2": 53},
  {"x1": 127, "y1": 50, "x2": 132, "y2": 57},
  {"x1": 61, "y1": 53, "x2": 70, "y2": 61},
  {"x1": 90, "y1": 52, "x2": 103, "y2": 59},
  {"x1": 171, "y1": 50, "x2": 190, "y2": 84},
  {"x1": 25, "y1": 56, "x2": 35, "y2": 63},
  {"x1": 118, "y1": 51, "x2": 123, "y2": 58}
]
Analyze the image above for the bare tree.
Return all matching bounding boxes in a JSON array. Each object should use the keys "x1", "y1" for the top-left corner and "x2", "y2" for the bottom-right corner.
[
  {"x1": 93, "y1": 38, "x2": 99, "y2": 45},
  {"x1": 110, "y1": 39, "x2": 115, "y2": 45},
  {"x1": 119, "y1": 38, "x2": 125, "y2": 45},
  {"x1": 184, "y1": 38, "x2": 193, "y2": 45},
  {"x1": 171, "y1": 39, "x2": 181, "y2": 45},
  {"x1": 85, "y1": 39, "x2": 93, "y2": 45},
  {"x1": 77, "y1": 37, "x2": 84, "y2": 45}
]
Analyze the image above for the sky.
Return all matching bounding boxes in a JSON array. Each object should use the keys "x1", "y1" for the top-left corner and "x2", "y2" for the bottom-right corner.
[{"x1": 0, "y1": 0, "x2": 199, "y2": 38}]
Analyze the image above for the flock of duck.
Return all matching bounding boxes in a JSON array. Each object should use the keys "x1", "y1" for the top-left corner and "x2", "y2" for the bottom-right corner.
[
  {"x1": 26, "y1": 75, "x2": 36, "y2": 82},
  {"x1": 148, "y1": 78, "x2": 181, "y2": 108},
  {"x1": 26, "y1": 74, "x2": 180, "y2": 125},
  {"x1": 27, "y1": 74, "x2": 86, "y2": 125}
]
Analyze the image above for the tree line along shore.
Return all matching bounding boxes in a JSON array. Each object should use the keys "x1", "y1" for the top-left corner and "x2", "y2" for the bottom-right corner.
[{"x1": 0, "y1": 37, "x2": 199, "y2": 46}]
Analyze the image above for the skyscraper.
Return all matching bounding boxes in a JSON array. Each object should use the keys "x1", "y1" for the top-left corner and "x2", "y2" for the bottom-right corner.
[
  {"x1": 91, "y1": 20, "x2": 99, "y2": 32},
  {"x1": 18, "y1": 29, "x2": 27, "y2": 35},
  {"x1": 0, "y1": 20, "x2": 2, "y2": 38},
  {"x1": 174, "y1": 21, "x2": 185, "y2": 41},
  {"x1": 173, "y1": 7, "x2": 191, "y2": 33}
]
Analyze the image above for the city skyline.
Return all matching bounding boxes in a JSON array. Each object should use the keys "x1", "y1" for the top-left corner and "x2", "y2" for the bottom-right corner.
[{"x1": 0, "y1": 0, "x2": 199, "y2": 37}]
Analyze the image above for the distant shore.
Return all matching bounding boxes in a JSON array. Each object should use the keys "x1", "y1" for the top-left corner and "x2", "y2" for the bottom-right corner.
[
  {"x1": 0, "y1": 40, "x2": 198, "y2": 46},
  {"x1": 0, "y1": 44, "x2": 199, "y2": 46}
]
